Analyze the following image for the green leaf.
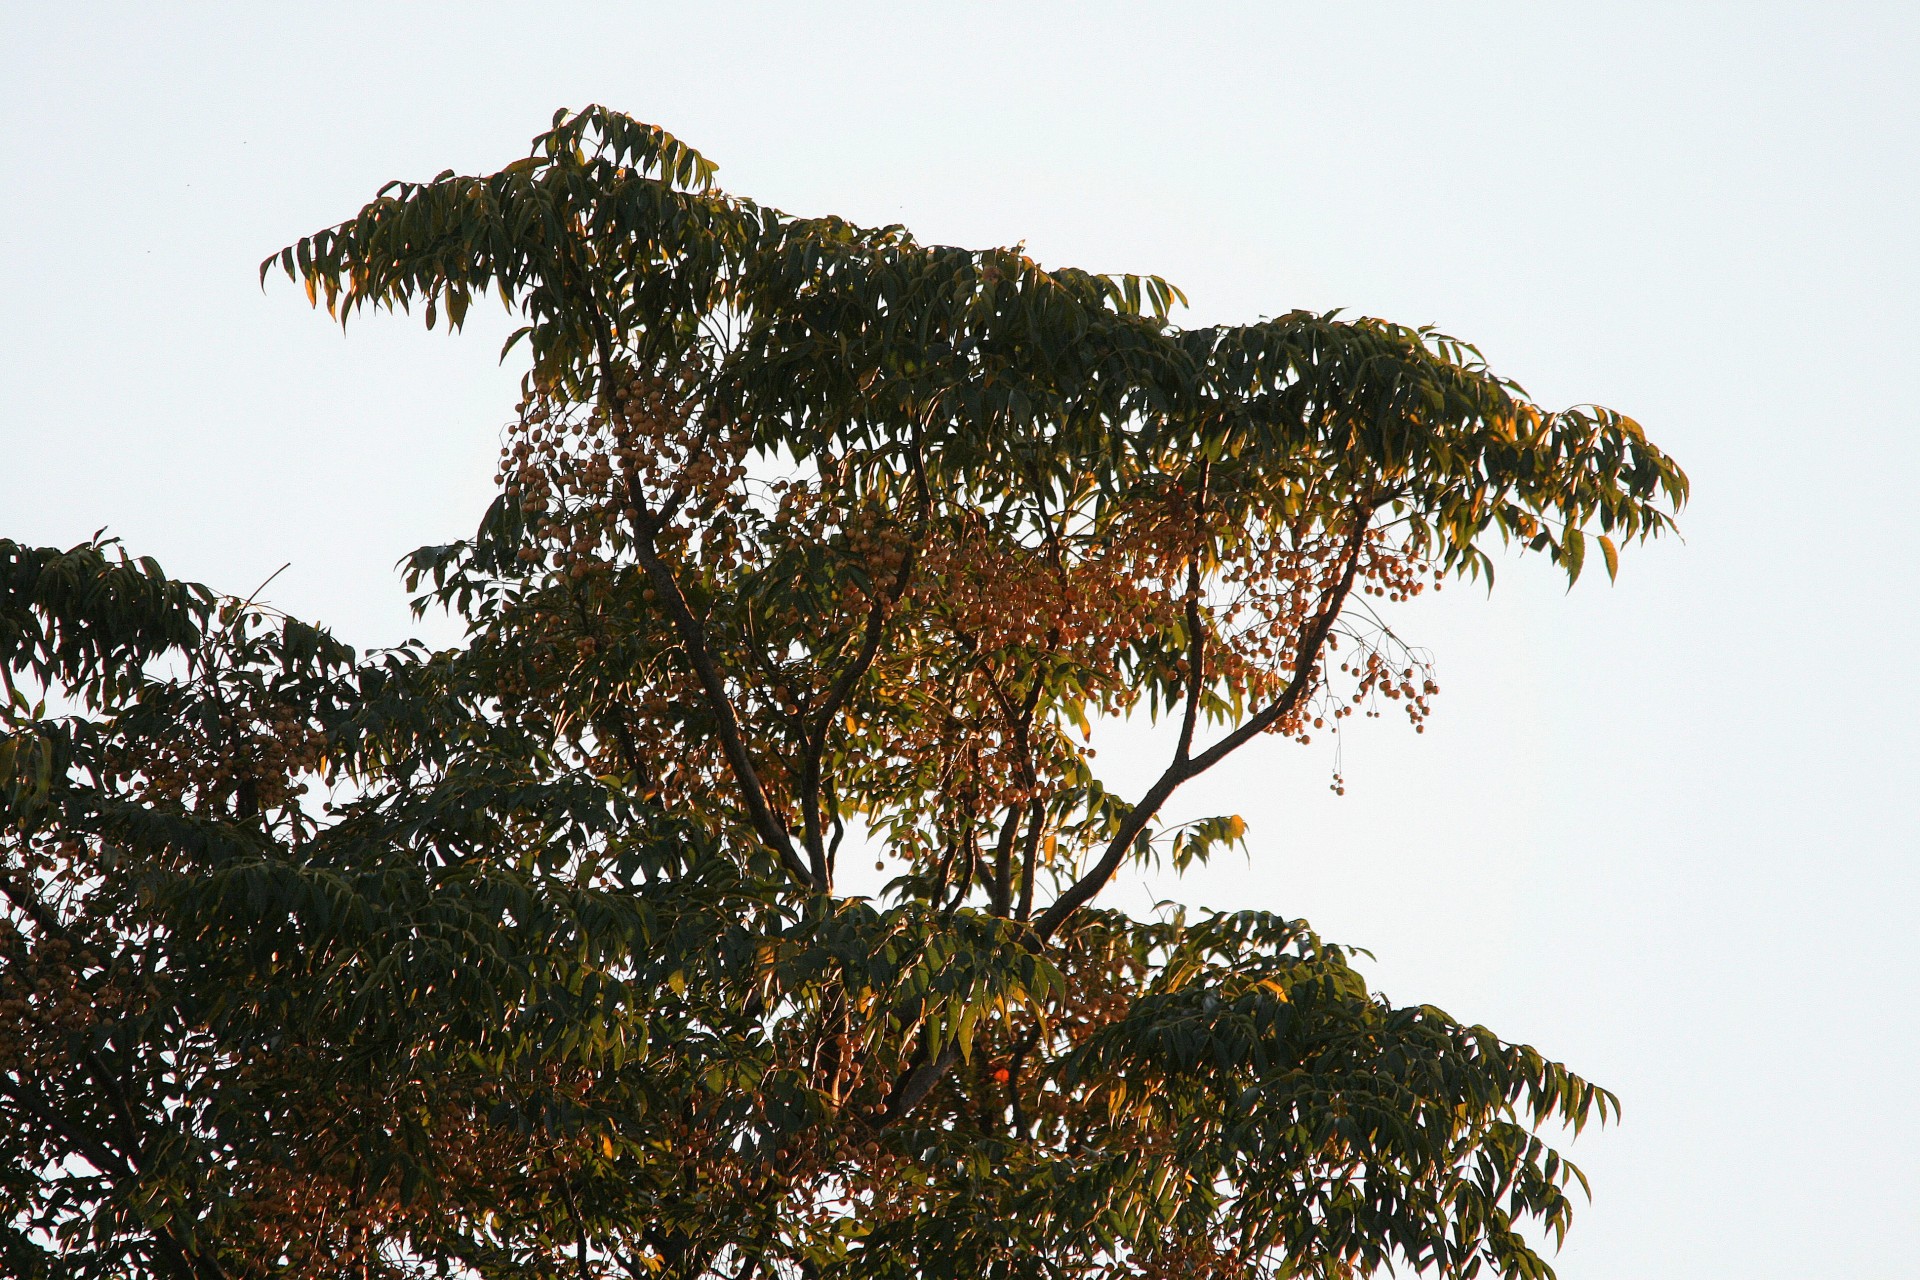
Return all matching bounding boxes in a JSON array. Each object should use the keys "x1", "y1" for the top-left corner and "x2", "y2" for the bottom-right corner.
[{"x1": 1563, "y1": 525, "x2": 1586, "y2": 584}]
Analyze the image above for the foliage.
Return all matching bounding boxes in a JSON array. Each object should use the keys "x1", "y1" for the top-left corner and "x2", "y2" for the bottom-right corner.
[{"x1": 2, "y1": 108, "x2": 1684, "y2": 1279}]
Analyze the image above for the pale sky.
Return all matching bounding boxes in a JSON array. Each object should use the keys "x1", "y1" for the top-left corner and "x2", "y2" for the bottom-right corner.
[{"x1": 5, "y1": 4, "x2": 1916, "y2": 1275}]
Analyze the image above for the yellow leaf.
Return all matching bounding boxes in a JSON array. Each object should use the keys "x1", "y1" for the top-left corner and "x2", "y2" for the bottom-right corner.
[{"x1": 1598, "y1": 533, "x2": 1621, "y2": 582}]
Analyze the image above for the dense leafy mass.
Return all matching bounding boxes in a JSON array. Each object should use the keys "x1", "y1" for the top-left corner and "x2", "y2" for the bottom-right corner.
[{"x1": 1, "y1": 109, "x2": 1684, "y2": 1279}]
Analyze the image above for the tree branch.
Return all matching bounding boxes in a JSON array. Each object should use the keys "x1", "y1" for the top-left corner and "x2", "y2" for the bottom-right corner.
[
  {"x1": 986, "y1": 804, "x2": 1022, "y2": 917},
  {"x1": 971, "y1": 649, "x2": 1047, "y2": 920},
  {"x1": 798, "y1": 553, "x2": 914, "y2": 886},
  {"x1": 1033, "y1": 504, "x2": 1373, "y2": 940},
  {"x1": 594, "y1": 335, "x2": 810, "y2": 888},
  {"x1": 798, "y1": 420, "x2": 932, "y2": 887},
  {"x1": 1005, "y1": 1022, "x2": 1041, "y2": 1137},
  {"x1": 0, "y1": 868, "x2": 67, "y2": 940},
  {"x1": 625, "y1": 503, "x2": 811, "y2": 887},
  {"x1": 0, "y1": 1074, "x2": 136, "y2": 1178},
  {"x1": 874, "y1": 1043, "x2": 961, "y2": 1129},
  {"x1": 1014, "y1": 800, "x2": 1044, "y2": 923},
  {"x1": 864, "y1": 512, "x2": 1374, "y2": 1125},
  {"x1": 1174, "y1": 461, "x2": 1212, "y2": 766}
]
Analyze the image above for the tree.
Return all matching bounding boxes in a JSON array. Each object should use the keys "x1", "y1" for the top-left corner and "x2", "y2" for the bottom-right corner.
[{"x1": 0, "y1": 108, "x2": 1686, "y2": 1280}]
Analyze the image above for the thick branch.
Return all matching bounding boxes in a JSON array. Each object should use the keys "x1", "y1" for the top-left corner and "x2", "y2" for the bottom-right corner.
[
  {"x1": 799, "y1": 550, "x2": 915, "y2": 885},
  {"x1": 0, "y1": 1077, "x2": 226, "y2": 1279},
  {"x1": 1174, "y1": 461, "x2": 1212, "y2": 764},
  {"x1": 0, "y1": 1074, "x2": 136, "y2": 1178},
  {"x1": 986, "y1": 805, "x2": 1022, "y2": 916},
  {"x1": 1033, "y1": 506, "x2": 1373, "y2": 940},
  {"x1": 1012, "y1": 801, "x2": 1044, "y2": 923},
  {"x1": 83, "y1": 1051, "x2": 150, "y2": 1175},
  {"x1": 875, "y1": 1043, "x2": 961, "y2": 1129},
  {"x1": 973, "y1": 653, "x2": 1047, "y2": 919},
  {"x1": 799, "y1": 424, "x2": 932, "y2": 886},
  {"x1": 1005, "y1": 1023, "x2": 1041, "y2": 1136},
  {"x1": 595, "y1": 339, "x2": 809, "y2": 888},
  {"x1": 586, "y1": 319, "x2": 806, "y2": 879},
  {"x1": 0, "y1": 868, "x2": 67, "y2": 940},
  {"x1": 871, "y1": 511, "x2": 1373, "y2": 1126},
  {"x1": 626, "y1": 512, "x2": 810, "y2": 887}
]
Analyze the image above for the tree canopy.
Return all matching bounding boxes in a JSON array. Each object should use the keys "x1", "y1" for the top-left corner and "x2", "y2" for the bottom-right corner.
[{"x1": 2, "y1": 108, "x2": 1686, "y2": 1280}]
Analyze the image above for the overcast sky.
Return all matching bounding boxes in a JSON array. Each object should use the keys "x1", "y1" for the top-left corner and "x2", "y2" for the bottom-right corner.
[{"x1": 5, "y1": 4, "x2": 1916, "y2": 1275}]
